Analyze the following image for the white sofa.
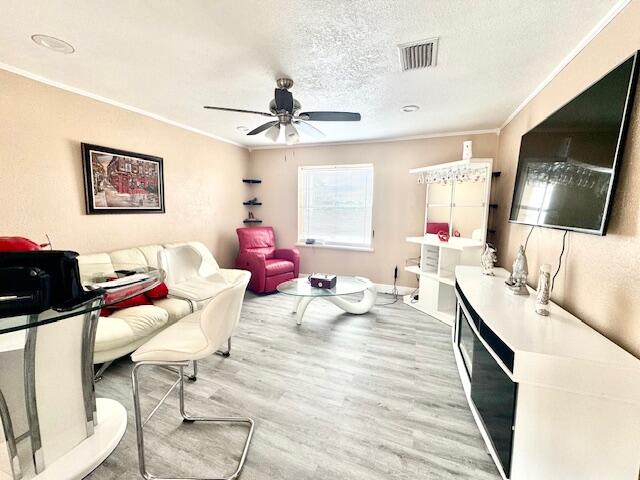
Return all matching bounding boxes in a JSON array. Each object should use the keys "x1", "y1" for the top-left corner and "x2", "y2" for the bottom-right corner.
[{"x1": 78, "y1": 241, "x2": 241, "y2": 365}]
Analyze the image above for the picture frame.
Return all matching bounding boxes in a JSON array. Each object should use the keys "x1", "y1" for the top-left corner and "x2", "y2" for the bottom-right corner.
[{"x1": 81, "y1": 143, "x2": 165, "y2": 214}]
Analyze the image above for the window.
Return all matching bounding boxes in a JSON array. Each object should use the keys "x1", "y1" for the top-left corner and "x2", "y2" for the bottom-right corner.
[{"x1": 298, "y1": 164, "x2": 374, "y2": 249}]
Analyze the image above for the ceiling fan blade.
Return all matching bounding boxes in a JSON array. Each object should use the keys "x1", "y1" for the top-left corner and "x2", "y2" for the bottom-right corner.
[
  {"x1": 247, "y1": 120, "x2": 280, "y2": 136},
  {"x1": 204, "y1": 106, "x2": 274, "y2": 117},
  {"x1": 274, "y1": 88, "x2": 294, "y2": 113},
  {"x1": 293, "y1": 120, "x2": 325, "y2": 139},
  {"x1": 265, "y1": 123, "x2": 281, "y2": 142},
  {"x1": 297, "y1": 111, "x2": 361, "y2": 122}
]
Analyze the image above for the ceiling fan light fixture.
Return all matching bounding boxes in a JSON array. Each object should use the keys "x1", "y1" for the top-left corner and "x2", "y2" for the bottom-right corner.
[
  {"x1": 284, "y1": 123, "x2": 299, "y2": 145},
  {"x1": 265, "y1": 123, "x2": 281, "y2": 142}
]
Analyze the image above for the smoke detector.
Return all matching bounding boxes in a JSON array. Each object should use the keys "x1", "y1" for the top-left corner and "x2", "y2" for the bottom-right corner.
[{"x1": 397, "y1": 38, "x2": 438, "y2": 71}]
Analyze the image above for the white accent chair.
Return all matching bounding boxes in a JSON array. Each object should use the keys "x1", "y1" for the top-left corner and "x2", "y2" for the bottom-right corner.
[
  {"x1": 158, "y1": 245, "x2": 231, "y2": 312},
  {"x1": 130, "y1": 270, "x2": 254, "y2": 480}
]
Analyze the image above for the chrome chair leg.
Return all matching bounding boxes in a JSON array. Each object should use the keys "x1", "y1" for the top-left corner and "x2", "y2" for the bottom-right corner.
[
  {"x1": 93, "y1": 360, "x2": 113, "y2": 382},
  {"x1": 215, "y1": 338, "x2": 231, "y2": 358},
  {"x1": 160, "y1": 360, "x2": 198, "y2": 381},
  {"x1": 132, "y1": 361, "x2": 254, "y2": 480}
]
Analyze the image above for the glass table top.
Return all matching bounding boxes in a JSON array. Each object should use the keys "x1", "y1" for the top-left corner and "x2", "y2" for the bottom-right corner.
[
  {"x1": 0, "y1": 263, "x2": 164, "y2": 334},
  {"x1": 277, "y1": 276, "x2": 370, "y2": 297}
]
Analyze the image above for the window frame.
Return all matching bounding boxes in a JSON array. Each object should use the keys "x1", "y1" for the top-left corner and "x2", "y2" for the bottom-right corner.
[{"x1": 297, "y1": 163, "x2": 375, "y2": 250}]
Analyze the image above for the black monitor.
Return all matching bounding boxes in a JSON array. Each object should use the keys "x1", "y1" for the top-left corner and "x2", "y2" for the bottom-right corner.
[{"x1": 509, "y1": 51, "x2": 639, "y2": 235}]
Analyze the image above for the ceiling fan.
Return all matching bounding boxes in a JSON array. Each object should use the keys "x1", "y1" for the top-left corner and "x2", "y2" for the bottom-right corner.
[{"x1": 204, "y1": 78, "x2": 361, "y2": 144}]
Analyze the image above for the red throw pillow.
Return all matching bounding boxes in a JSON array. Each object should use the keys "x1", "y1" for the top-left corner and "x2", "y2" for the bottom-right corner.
[
  {"x1": 0, "y1": 236, "x2": 42, "y2": 251},
  {"x1": 100, "y1": 308, "x2": 112, "y2": 317},
  {"x1": 145, "y1": 282, "x2": 168, "y2": 300},
  {"x1": 106, "y1": 294, "x2": 152, "y2": 310}
]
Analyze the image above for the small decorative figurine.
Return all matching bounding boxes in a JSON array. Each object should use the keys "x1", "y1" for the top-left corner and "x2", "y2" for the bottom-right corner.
[
  {"x1": 505, "y1": 245, "x2": 529, "y2": 295},
  {"x1": 535, "y1": 264, "x2": 551, "y2": 316},
  {"x1": 437, "y1": 230, "x2": 450, "y2": 242},
  {"x1": 480, "y1": 243, "x2": 497, "y2": 276},
  {"x1": 453, "y1": 230, "x2": 461, "y2": 237}
]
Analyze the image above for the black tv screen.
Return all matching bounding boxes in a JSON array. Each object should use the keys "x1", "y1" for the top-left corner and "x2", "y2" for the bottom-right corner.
[{"x1": 509, "y1": 51, "x2": 639, "y2": 235}]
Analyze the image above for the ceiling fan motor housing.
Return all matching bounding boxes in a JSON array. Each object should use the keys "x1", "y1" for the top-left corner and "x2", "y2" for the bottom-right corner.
[{"x1": 274, "y1": 88, "x2": 294, "y2": 113}]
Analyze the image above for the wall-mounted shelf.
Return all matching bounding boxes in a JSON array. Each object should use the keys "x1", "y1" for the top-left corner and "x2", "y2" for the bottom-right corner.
[{"x1": 243, "y1": 179, "x2": 262, "y2": 226}]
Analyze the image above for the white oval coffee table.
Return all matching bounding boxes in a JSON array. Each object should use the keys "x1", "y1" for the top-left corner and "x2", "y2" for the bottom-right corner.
[{"x1": 277, "y1": 276, "x2": 377, "y2": 325}]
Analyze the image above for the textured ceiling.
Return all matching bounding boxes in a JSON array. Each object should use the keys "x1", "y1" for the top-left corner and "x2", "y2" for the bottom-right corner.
[{"x1": 0, "y1": 0, "x2": 622, "y2": 147}]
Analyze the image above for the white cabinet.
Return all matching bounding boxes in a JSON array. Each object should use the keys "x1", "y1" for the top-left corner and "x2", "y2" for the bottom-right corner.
[
  {"x1": 404, "y1": 235, "x2": 483, "y2": 324},
  {"x1": 404, "y1": 158, "x2": 493, "y2": 325},
  {"x1": 453, "y1": 266, "x2": 640, "y2": 480}
]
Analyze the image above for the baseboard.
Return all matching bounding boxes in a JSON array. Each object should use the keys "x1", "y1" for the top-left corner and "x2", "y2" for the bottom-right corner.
[{"x1": 374, "y1": 283, "x2": 415, "y2": 296}]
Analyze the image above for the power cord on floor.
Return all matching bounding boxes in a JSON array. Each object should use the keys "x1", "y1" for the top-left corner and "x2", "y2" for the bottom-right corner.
[
  {"x1": 376, "y1": 266, "x2": 400, "y2": 306},
  {"x1": 408, "y1": 283, "x2": 419, "y2": 303}
]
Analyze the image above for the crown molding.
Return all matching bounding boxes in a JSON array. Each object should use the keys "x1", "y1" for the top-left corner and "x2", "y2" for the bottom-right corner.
[
  {"x1": 499, "y1": 0, "x2": 632, "y2": 130},
  {"x1": 248, "y1": 128, "x2": 500, "y2": 152},
  {"x1": 0, "y1": 61, "x2": 248, "y2": 150}
]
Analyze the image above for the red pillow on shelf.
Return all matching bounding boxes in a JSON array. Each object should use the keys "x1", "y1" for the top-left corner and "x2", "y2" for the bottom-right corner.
[
  {"x1": 145, "y1": 282, "x2": 169, "y2": 300},
  {"x1": 426, "y1": 222, "x2": 449, "y2": 235}
]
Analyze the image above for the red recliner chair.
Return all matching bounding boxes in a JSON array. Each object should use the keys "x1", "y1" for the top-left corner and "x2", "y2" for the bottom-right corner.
[{"x1": 235, "y1": 227, "x2": 300, "y2": 293}]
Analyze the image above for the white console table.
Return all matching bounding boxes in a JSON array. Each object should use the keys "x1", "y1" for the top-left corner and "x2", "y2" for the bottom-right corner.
[{"x1": 453, "y1": 266, "x2": 640, "y2": 480}]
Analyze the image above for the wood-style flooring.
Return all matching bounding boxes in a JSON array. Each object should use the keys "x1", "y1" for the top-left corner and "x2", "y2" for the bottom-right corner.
[{"x1": 89, "y1": 292, "x2": 500, "y2": 479}]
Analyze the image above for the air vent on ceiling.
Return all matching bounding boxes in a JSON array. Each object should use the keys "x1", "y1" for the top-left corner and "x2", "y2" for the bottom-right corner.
[{"x1": 398, "y1": 38, "x2": 438, "y2": 71}]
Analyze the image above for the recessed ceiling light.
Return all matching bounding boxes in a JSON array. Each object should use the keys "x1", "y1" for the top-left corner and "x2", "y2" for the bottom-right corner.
[
  {"x1": 31, "y1": 34, "x2": 75, "y2": 54},
  {"x1": 401, "y1": 105, "x2": 420, "y2": 113},
  {"x1": 236, "y1": 125, "x2": 249, "y2": 133}
]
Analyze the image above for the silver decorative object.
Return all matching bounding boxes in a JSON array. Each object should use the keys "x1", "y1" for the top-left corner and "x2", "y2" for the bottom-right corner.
[
  {"x1": 480, "y1": 243, "x2": 497, "y2": 276},
  {"x1": 535, "y1": 263, "x2": 551, "y2": 316},
  {"x1": 505, "y1": 245, "x2": 529, "y2": 295}
]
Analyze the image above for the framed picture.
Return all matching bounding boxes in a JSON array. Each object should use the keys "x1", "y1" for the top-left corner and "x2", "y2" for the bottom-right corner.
[{"x1": 81, "y1": 143, "x2": 165, "y2": 214}]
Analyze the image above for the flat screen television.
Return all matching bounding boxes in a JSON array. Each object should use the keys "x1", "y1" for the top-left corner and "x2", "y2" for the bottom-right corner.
[{"x1": 509, "y1": 50, "x2": 639, "y2": 235}]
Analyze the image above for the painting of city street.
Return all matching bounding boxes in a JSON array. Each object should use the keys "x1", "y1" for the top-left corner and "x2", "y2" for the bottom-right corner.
[{"x1": 82, "y1": 143, "x2": 165, "y2": 214}]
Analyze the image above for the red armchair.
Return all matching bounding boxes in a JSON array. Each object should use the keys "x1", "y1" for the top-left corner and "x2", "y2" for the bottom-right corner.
[{"x1": 235, "y1": 227, "x2": 300, "y2": 293}]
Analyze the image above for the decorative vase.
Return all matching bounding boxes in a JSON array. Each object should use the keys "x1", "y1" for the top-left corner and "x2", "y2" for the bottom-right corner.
[{"x1": 535, "y1": 264, "x2": 551, "y2": 316}]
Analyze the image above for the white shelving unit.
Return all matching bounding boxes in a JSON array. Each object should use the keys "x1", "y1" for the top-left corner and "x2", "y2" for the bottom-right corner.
[{"x1": 404, "y1": 158, "x2": 493, "y2": 326}]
